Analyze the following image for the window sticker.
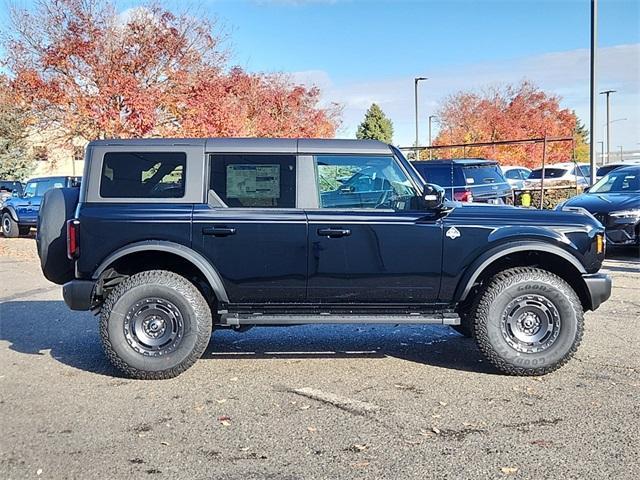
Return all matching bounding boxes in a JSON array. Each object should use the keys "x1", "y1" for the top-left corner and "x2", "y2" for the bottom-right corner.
[{"x1": 226, "y1": 164, "x2": 280, "y2": 199}]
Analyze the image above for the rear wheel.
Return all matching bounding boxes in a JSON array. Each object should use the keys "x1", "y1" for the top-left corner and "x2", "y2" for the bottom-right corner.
[
  {"x1": 100, "y1": 270, "x2": 212, "y2": 380},
  {"x1": 471, "y1": 267, "x2": 583, "y2": 376},
  {"x1": 2, "y1": 213, "x2": 19, "y2": 237}
]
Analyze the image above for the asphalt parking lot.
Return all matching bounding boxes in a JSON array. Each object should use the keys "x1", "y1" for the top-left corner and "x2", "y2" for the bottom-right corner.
[{"x1": 1, "y1": 237, "x2": 639, "y2": 480}]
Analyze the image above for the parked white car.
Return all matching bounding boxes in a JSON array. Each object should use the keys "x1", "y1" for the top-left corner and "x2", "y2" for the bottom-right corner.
[
  {"x1": 501, "y1": 166, "x2": 531, "y2": 189},
  {"x1": 524, "y1": 162, "x2": 591, "y2": 188}
]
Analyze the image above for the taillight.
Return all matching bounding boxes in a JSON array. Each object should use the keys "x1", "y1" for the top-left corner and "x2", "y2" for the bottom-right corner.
[
  {"x1": 454, "y1": 190, "x2": 474, "y2": 202},
  {"x1": 67, "y1": 219, "x2": 80, "y2": 260}
]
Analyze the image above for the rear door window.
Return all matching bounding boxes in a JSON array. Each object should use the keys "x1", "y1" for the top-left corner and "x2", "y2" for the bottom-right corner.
[
  {"x1": 528, "y1": 168, "x2": 568, "y2": 179},
  {"x1": 100, "y1": 152, "x2": 186, "y2": 198},
  {"x1": 210, "y1": 154, "x2": 296, "y2": 208}
]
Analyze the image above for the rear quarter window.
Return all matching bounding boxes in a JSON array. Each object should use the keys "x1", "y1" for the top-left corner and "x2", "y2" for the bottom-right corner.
[
  {"x1": 462, "y1": 164, "x2": 506, "y2": 184},
  {"x1": 100, "y1": 152, "x2": 186, "y2": 198}
]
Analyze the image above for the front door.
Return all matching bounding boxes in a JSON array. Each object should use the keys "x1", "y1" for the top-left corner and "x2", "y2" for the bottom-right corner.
[
  {"x1": 306, "y1": 154, "x2": 443, "y2": 304},
  {"x1": 193, "y1": 153, "x2": 307, "y2": 304}
]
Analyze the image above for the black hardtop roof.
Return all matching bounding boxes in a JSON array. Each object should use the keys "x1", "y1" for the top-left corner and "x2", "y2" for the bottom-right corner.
[
  {"x1": 87, "y1": 137, "x2": 392, "y2": 155},
  {"x1": 412, "y1": 158, "x2": 499, "y2": 166}
]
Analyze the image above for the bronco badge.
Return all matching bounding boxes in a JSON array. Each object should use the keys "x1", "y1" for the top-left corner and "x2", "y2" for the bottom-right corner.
[{"x1": 446, "y1": 227, "x2": 461, "y2": 240}]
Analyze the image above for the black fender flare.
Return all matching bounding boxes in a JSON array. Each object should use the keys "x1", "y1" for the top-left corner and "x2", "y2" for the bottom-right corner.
[
  {"x1": 92, "y1": 240, "x2": 230, "y2": 304},
  {"x1": 2, "y1": 205, "x2": 19, "y2": 222},
  {"x1": 455, "y1": 240, "x2": 587, "y2": 302}
]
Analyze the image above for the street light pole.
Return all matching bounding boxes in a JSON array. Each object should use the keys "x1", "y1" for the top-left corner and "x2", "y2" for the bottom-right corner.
[
  {"x1": 589, "y1": 0, "x2": 598, "y2": 185},
  {"x1": 618, "y1": 145, "x2": 623, "y2": 161},
  {"x1": 414, "y1": 77, "x2": 427, "y2": 159},
  {"x1": 428, "y1": 115, "x2": 437, "y2": 160},
  {"x1": 599, "y1": 89, "x2": 616, "y2": 164},
  {"x1": 597, "y1": 141, "x2": 604, "y2": 165}
]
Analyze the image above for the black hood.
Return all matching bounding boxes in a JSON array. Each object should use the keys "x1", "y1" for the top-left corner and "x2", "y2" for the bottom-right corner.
[{"x1": 564, "y1": 192, "x2": 640, "y2": 214}]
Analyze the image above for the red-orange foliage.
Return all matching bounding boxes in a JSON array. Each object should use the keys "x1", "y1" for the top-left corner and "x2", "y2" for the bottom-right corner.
[
  {"x1": 4, "y1": 0, "x2": 340, "y2": 142},
  {"x1": 432, "y1": 81, "x2": 583, "y2": 168}
]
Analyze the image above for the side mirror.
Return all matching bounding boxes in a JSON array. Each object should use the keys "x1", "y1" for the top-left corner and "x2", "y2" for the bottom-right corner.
[
  {"x1": 421, "y1": 183, "x2": 445, "y2": 210},
  {"x1": 12, "y1": 191, "x2": 19, "y2": 197}
]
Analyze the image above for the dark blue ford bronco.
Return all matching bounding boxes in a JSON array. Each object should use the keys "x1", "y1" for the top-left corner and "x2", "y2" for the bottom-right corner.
[{"x1": 36, "y1": 138, "x2": 612, "y2": 379}]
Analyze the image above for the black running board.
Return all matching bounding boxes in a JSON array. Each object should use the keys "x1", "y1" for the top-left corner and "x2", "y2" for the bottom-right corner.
[{"x1": 218, "y1": 312, "x2": 460, "y2": 326}]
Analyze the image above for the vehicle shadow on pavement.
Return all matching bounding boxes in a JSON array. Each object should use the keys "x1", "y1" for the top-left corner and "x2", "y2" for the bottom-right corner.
[
  {"x1": 204, "y1": 324, "x2": 497, "y2": 374},
  {"x1": 0, "y1": 301, "x2": 496, "y2": 376},
  {"x1": 0, "y1": 300, "x2": 120, "y2": 377}
]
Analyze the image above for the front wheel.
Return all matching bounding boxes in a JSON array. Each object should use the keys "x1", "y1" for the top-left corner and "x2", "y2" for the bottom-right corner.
[
  {"x1": 2, "y1": 213, "x2": 20, "y2": 237},
  {"x1": 471, "y1": 267, "x2": 584, "y2": 376},
  {"x1": 100, "y1": 270, "x2": 213, "y2": 379}
]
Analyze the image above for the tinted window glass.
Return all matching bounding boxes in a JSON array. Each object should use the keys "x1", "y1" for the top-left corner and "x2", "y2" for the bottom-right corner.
[
  {"x1": 315, "y1": 155, "x2": 419, "y2": 210},
  {"x1": 210, "y1": 154, "x2": 296, "y2": 208},
  {"x1": 413, "y1": 164, "x2": 464, "y2": 188},
  {"x1": 23, "y1": 179, "x2": 64, "y2": 197},
  {"x1": 0, "y1": 181, "x2": 23, "y2": 195},
  {"x1": 574, "y1": 165, "x2": 591, "y2": 178},
  {"x1": 462, "y1": 164, "x2": 506, "y2": 184},
  {"x1": 528, "y1": 168, "x2": 568, "y2": 179},
  {"x1": 101, "y1": 152, "x2": 186, "y2": 198},
  {"x1": 596, "y1": 165, "x2": 620, "y2": 177},
  {"x1": 504, "y1": 169, "x2": 521, "y2": 180}
]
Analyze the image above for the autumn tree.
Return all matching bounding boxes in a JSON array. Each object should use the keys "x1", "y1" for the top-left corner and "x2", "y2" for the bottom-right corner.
[
  {"x1": 0, "y1": 77, "x2": 35, "y2": 181},
  {"x1": 356, "y1": 103, "x2": 394, "y2": 143},
  {"x1": 3, "y1": 0, "x2": 340, "y2": 143},
  {"x1": 432, "y1": 81, "x2": 585, "y2": 168}
]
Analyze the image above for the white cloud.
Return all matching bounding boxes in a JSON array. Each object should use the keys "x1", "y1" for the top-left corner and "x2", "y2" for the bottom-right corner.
[{"x1": 293, "y1": 43, "x2": 640, "y2": 149}]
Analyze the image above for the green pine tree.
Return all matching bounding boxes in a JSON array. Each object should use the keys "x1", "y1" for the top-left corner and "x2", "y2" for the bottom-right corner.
[
  {"x1": 0, "y1": 91, "x2": 35, "y2": 181},
  {"x1": 573, "y1": 112, "x2": 590, "y2": 163},
  {"x1": 356, "y1": 103, "x2": 394, "y2": 143}
]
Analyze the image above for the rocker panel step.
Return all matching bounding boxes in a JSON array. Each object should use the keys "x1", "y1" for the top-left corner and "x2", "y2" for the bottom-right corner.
[{"x1": 218, "y1": 312, "x2": 460, "y2": 326}]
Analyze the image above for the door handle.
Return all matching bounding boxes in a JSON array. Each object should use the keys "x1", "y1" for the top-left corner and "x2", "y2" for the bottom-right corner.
[
  {"x1": 317, "y1": 228, "x2": 351, "y2": 238},
  {"x1": 203, "y1": 226, "x2": 236, "y2": 237}
]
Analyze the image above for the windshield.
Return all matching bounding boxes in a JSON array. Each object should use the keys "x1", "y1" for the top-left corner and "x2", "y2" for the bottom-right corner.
[
  {"x1": 589, "y1": 168, "x2": 640, "y2": 194},
  {"x1": 22, "y1": 178, "x2": 65, "y2": 198},
  {"x1": 528, "y1": 168, "x2": 568, "y2": 179},
  {"x1": 462, "y1": 164, "x2": 506, "y2": 184},
  {"x1": 0, "y1": 181, "x2": 23, "y2": 195}
]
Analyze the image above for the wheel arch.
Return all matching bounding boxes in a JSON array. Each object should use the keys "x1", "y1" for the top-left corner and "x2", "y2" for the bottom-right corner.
[
  {"x1": 2, "y1": 206, "x2": 19, "y2": 222},
  {"x1": 455, "y1": 241, "x2": 591, "y2": 310},
  {"x1": 93, "y1": 240, "x2": 229, "y2": 304}
]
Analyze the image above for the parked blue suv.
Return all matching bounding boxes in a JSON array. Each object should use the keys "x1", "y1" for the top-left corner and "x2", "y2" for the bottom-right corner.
[{"x1": 1, "y1": 176, "x2": 81, "y2": 237}]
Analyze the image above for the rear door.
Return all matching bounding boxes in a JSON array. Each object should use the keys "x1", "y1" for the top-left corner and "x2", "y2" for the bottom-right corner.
[
  {"x1": 305, "y1": 154, "x2": 443, "y2": 304},
  {"x1": 193, "y1": 153, "x2": 308, "y2": 304}
]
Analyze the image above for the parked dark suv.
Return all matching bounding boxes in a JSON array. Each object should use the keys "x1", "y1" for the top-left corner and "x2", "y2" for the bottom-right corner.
[
  {"x1": 37, "y1": 139, "x2": 611, "y2": 379},
  {"x1": 412, "y1": 159, "x2": 513, "y2": 204},
  {"x1": 2, "y1": 175, "x2": 81, "y2": 237}
]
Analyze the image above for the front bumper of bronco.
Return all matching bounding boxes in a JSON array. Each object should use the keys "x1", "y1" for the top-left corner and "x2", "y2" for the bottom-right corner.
[
  {"x1": 63, "y1": 279, "x2": 96, "y2": 311},
  {"x1": 583, "y1": 273, "x2": 612, "y2": 311}
]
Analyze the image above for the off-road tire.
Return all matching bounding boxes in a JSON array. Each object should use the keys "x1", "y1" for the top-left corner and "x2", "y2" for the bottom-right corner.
[
  {"x1": 471, "y1": 267, "x2": 584, "y2": 376},
  {"x1": 100, "y1": 270, "x2": 212, "y2": 380},
  {"x1": 2, "y1": 212, "x2": 19, "y2": 238}
]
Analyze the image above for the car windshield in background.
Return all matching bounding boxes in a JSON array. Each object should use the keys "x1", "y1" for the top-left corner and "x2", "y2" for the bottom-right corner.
[
  {"x1": 462, "y1": 164, "x2": 505, "y2": 184},
  {"x1": 528, "y1": 168, "x2": 568, "y2": 179},
  {"x1": 589, "y1": 168, "x2": 640, "y2": 194},
  {"x1": 0, "y1": 181, "x2": 23, "y2": 195}
]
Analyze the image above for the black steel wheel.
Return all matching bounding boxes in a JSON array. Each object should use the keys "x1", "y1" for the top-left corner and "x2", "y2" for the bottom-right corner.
[
  {"x1": 2, "y1": 213, "x2": 19, "y2": 238},
  {"x1": 471, "y1": 267, "x2": 584, "y2": 376},
  {"x1": 100, "y1": 270, "x2": 212, "y2": 380}
]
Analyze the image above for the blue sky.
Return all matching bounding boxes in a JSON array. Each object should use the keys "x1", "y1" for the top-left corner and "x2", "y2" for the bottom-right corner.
[{"x1": 2, "y1": 0, "x2": 639, "y2": 150}]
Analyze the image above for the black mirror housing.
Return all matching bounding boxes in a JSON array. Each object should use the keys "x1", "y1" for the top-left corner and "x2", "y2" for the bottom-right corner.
[{"x1": 421, "y1": 183, "x2": 445, "y2": 210}]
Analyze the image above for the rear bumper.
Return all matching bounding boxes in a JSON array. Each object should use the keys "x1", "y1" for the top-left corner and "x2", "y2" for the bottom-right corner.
[
  {"x1": 582, "y1": 273, "x2": 612, "y2": 311},
  {"x1": 62, "y1": 279, "x2": 96, "y2": 311}
]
